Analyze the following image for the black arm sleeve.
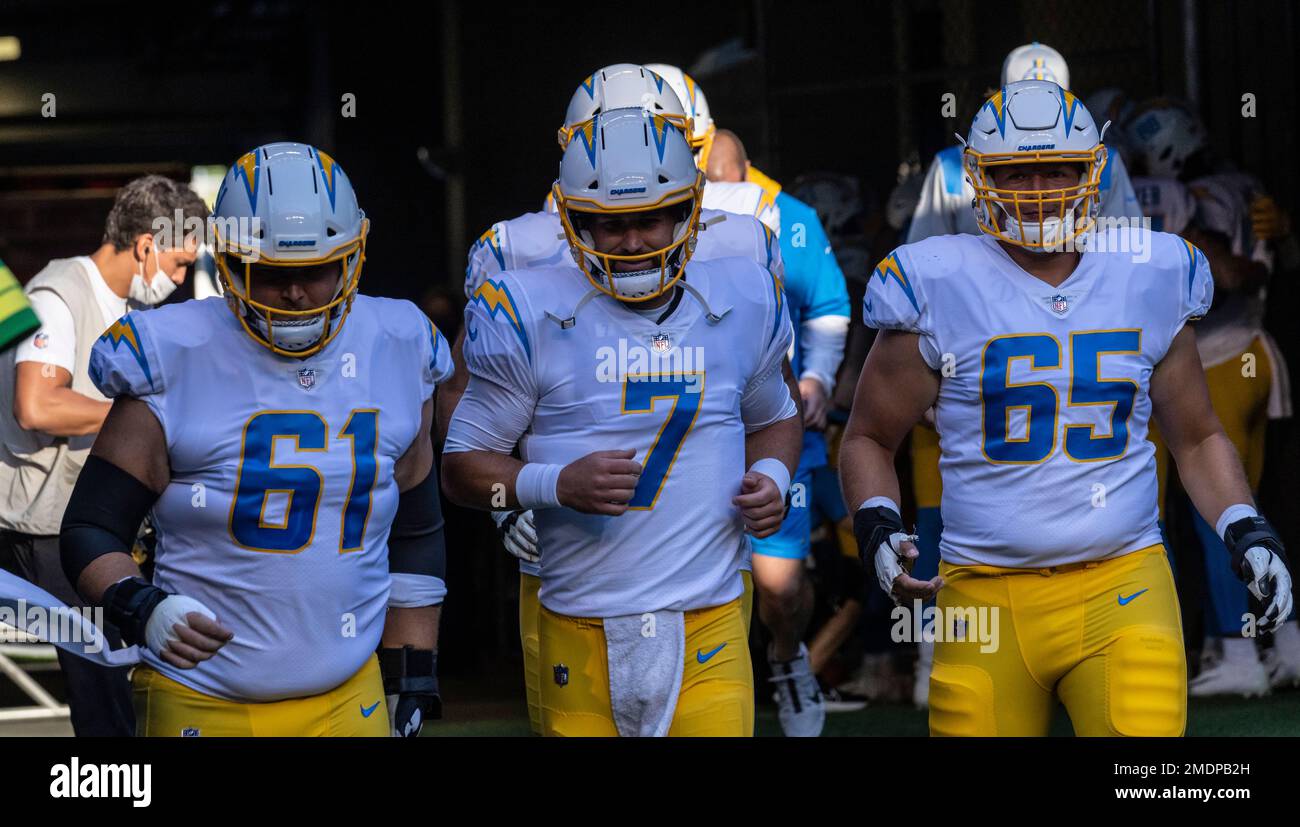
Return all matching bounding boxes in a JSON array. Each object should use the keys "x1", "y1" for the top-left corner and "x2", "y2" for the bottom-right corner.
[
  {"x1": 389, "y1": 464, "x2": 446, "y2": 580},
  {"x1": 60, "y1": 454, "x2": 159, "y2": 594}
]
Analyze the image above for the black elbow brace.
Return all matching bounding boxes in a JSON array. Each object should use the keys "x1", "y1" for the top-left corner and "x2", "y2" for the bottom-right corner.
[
  {"x1": 60, "y1": 455, "x2": 159, "y2": 592},
  {"x1": 389, "y1": 466, "x2": 446, "y2": 580}
]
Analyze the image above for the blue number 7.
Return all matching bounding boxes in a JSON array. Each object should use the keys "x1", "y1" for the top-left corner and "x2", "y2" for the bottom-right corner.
[{"x1": 621, "y1": 373, "x2": 705, "y2": 510}]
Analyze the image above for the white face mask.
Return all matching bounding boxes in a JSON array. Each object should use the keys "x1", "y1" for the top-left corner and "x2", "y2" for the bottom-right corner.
[{"x1": 129, "y1": 245, "x2": 179, "y2": 305}]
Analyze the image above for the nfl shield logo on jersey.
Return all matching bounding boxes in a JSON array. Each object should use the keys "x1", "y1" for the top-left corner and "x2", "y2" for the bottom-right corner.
[
  {"x1": 1051, "y1": 294, "x2": 1069, "y2": 315},
  {"x1": 651, "y1": 332, "x2": 672, "y2": 353},
  {"x1": 553, "y1": 663, "x2": 569, "y2": 687},
  {"x1": 297, "y1": 368, "x2": 317, "y2": 390}
]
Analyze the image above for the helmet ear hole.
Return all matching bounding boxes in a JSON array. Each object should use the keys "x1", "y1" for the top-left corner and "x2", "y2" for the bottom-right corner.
[
  {"x1": 658, "y1": 175, "x2": 669, "y2": 184},
  {"x1": 326, "y1": 226, "x2": 338, "y2": 237}
]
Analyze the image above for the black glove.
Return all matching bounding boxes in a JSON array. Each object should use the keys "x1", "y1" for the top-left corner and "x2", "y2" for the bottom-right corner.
[
  {"x1": 852, "y1": 505, "x2": 906, "y2": 566},
  {"x1": 379, "y1": 646, "x2": 441, "y2": 737}
]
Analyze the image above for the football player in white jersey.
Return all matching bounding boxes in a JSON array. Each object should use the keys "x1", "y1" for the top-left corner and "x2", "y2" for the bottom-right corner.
[
  {"x1": 59, "y1": 143, "x2": 453, "y2": 736},
  {"x1": 901, "y1": 43, "x2": 1146, "y2": 709},
  {"x1": 665, "y1": 64, "x2": 852, "y2": 736},
  {"x1": 443, "y1": 63, "x2": 785, "y2": 735},
  {"x1": 907, "y1": 42, "x2": 1142, "y2": 244},
  {"x1": 442, "y1": 107, "x2": 802, "y2": 736},
  {"x1": 841, "y1": 80, "x2": 1293, "y2": 736}
]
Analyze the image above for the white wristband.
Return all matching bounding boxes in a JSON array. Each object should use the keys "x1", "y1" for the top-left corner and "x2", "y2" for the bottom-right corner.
[
  {"x1": 1216, "y1": 503, "x2": 1259, "y2": 541},
  {"x1": 858, "y1": 496, "x2": 901, "y2": 515},
  {"x1": 515, "y1": 463, "x2": 563, "y2": 511},
  {"x1": 748, "y1": 458, "x2": 791, "y2": 501}
]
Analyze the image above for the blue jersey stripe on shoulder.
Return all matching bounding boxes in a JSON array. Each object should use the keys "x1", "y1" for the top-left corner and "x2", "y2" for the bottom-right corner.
[{"x1": 938, "y1": 146, "x2": 964, "y2": 197}]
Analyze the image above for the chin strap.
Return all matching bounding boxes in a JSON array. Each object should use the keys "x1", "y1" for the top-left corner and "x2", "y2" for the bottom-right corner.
[
  {"x1": 545, "y1": 277, "x2": 733, "y2": 329},
  {"x1": 545, "y1": 287, "x2": 605, "y2": 329},
  {"x1": 677, "y1": 279, "x2": 731, "y2": 323}
]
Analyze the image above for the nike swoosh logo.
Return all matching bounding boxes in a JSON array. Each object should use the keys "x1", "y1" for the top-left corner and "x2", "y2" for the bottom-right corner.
[
  {"x1": 697, "y1": 643, "x2": 726, "y2": 664},
  {"x1": 466, "y1": 324, "x2": 478, "y2": 341},
  {"x1": 361, "y1": 701, "x2": 381, "y2": 718},
  {"x1": 863, "y1": 299, "x2": 873, "y2": 315},
  {"x1": 1117, "y1": 588, "x2": 1149, "y2": 606}
]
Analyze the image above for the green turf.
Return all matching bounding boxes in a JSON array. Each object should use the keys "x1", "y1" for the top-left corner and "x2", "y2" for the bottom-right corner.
[{"x1": 426, "y1": 692, "x2": 1300, "y2": 736}]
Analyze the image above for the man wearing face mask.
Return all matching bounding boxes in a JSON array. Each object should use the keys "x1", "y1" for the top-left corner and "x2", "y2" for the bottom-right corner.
[{"x1": 0, "y1": 174, "x2": 206, "y2": 736}]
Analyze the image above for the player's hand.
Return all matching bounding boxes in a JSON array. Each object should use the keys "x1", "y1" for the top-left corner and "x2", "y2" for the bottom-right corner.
[
  {"x1": 1251, "y1": 194, "x2": 1291, "y2": 242},
  {"x1": 491, "y1": 509, "x2": 539, "y2": 563},
  {"x1": 1242, "y1": 546, "x2": 1293, "y2": 633},
  {"x1": 380, "y1": 646, "x2": 440, "y2": 737},
  {"x1": 875, "y1": 534, "x2": 943, "y2": 606},
  {"x1": 799, "y1": 378, "x2": 829, "y2": 431},
  {"x1": 146, "y1": 596, "x2": 234, "y2": 670},
  {"x1": 733, "y1": 471, "x2": 785, "y2": 538},
  {"x1": 557, "y1": 449, "x2": 642, "y2": 516}
]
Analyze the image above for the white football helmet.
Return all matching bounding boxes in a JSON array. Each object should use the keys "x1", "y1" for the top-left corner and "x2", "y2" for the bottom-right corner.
[
  {"x1": 553, "y1": 107, "x2": 704, "y2": 302},
  {"x1": 963, "y1": 80, "x2": 1107, "y2": 251},
  {"x1": 1001, "y1": 42, "x2": 1070, "y2": 89},
  {"x1": 557, "y1": 64, "x2": 694, "y2": 150},
  {"x1": 1126, "y1": 99, "x2": 1207, "y2": 179},
  {"x1": 644, "y1": 64, "x2": 715, "y2": 152},
  {"x1": 212, "y1": 142, "x2": 368, "y2": 357}
]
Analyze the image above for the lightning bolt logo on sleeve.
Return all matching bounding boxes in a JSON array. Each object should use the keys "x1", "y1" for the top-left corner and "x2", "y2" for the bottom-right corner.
[
  {"x1": 871, "y1": 253, "x2": 920, "y2": 314},
  {"x1": 470, "y1": 279, "x2": 531, "y2": 362},
  {"x1": 98, "y1": 316, "x2": 156, "y2": 392},
  {"x1": 471, "y1": 226, "x2": 507, "y2": 271}
]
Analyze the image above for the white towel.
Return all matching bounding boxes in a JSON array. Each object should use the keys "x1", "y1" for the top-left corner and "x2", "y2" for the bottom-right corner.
[
  {"x1": 603, "y1": 610, "x2": 684, "y2": 737},
  {"x1": 0, "y1": 568, "x2": 140, "y2": 667}
]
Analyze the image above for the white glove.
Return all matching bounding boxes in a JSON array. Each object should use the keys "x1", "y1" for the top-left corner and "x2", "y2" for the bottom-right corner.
[
  {"x1": 144, "y1": 594, "x2": 218, "y2": 659},
  {"x1": 491, "y1": 509, "x2": 539, "y2": 564},
  {"x1": 874, "y1": 531, "x2": 920, "y2": 605},
  {"x1": 1242, "y1": 546, "x2": 1293, "y2": 633}
]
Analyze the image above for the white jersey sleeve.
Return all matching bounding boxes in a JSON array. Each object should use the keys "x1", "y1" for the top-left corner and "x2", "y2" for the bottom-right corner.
[
  {"x1": 88, "y1": 311, "x2": 169, "y2": 428},
  {"x1": 905, "y1": 150, "x2": 962, "y2": 243},
  {"x1": 862, "y1": 247, "x2": 939, "y2": 369},
  {"x1": 741, "y1": 268, "x2": 797, "y2": 430},
  {"x1": 695, "y1": 209, "x2": 786, "y2": 283},
  {"x1": 753, "y1": 263, "x2": 796, "y2": 388},
  {"x1": 465, "y1": 224, "x2": 508, "y2": 300},
  {"x1": 1173, "y1": 235, "x2": 1214, "y2": 336},
  {"x1": 420, "y1": 312, "x2": 454, "y2": 392},
  {"x1": 461, "y1": 274, "x2": 540, "y2": 400},
  {"x1": 702, "y1": 181, "x2": 781, "y2": 234},
  {"x1": 464, "y1": 213, "x2": 569, "y2": 300}
]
